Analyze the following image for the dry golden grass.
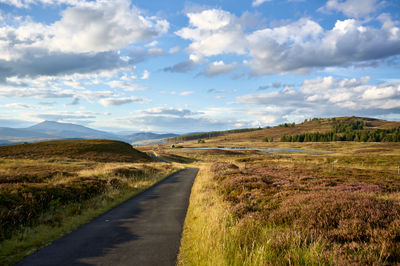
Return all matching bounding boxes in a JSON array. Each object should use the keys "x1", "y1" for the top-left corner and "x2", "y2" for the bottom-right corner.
[
  {"x1": 177, "y1": 142, "x2": 400, "y2": 265},
  {"x1": 0, "y1": 156, "x2": 181, "y2": 265},
  {"x1": 0, "y1": 139, "x2": 152, "y2": 162}
]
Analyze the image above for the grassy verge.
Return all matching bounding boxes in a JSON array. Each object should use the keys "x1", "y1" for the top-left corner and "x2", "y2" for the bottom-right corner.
[
  {"x1": 178, "y1": 143, "x2": 400, "y2": 265},
  {"x1": 0, "y1": 160, "x2": 182, "y2": 265}
]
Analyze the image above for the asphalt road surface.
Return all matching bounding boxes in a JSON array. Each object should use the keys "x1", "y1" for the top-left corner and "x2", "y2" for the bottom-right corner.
[{"x1": 17, "y1": 168, "x2": 199, "y2": 266}]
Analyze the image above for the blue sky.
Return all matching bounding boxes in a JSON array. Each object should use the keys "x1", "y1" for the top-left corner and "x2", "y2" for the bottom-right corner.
[{"x1": 0, "y1": 0, "x2": 399, "y2": 133}]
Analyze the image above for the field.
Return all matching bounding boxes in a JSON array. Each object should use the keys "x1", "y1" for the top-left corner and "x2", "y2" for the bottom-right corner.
[
  {"x1": 0, "y1": 140, "x2": 181, "y2": 265},
  {"x1": 156, "y1": 141, "x2": 400, "y2": 265}
]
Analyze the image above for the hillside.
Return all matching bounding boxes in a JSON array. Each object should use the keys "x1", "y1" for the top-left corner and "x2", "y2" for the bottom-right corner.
[
  {"x1": 27, "y1": 121, "x2": 119, "y2": 139},
  {"x1": 125, "y1": 132, "x2": 179, "y2": 143},
  {"x1": 0, "y1": 139, "x2": 152, "y2": 162},
  {"x1": 176, "y1": 117, "x2": 400, "y2": 145}
]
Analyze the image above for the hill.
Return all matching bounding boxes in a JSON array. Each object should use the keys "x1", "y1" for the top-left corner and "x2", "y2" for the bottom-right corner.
[
  {"x1": 27, "y1": 121, "x2": 119, "y2": 140},
  {"x1": 126, "y1": 132, "x2": 179, "y2": 143},
  {"x1": 175, "y1": 117, "x2": 400, "y2": 145},
  {"x1": 0, "y1": 139, "x2": 152, "y2": 162}
]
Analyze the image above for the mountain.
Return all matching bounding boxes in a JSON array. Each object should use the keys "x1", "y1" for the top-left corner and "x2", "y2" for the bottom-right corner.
[
  {"x1": 0, "y1": 121, "x2": 180, "y2": 145},
  {"x1": 27, "y1": 121, "x2": 119, "y2": 140},
  {"x1": 0, "y1": 127, "x2": 53, "y2": 138},
  {"x1": 124, "y1": 132, "x2": 179, "y2": 143}
]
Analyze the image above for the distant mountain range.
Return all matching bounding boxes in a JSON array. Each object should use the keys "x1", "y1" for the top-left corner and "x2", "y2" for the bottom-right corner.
[{"x1": 0, "y1": 121, "x2": 179, "y2": 145}]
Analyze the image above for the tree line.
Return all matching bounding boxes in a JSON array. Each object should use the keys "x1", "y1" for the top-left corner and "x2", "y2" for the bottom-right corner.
[
  {"x1": 167, "y1": 128, "x2": 261, "y2": 143},
  {"x1": 279, "y1": 120, "x2": 400, "y2": 142}
]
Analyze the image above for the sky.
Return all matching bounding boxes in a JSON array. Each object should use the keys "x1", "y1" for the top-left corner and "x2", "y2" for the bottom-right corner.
[{"x1": 0, "y1": 0, "x2": 399, "y2": 133}]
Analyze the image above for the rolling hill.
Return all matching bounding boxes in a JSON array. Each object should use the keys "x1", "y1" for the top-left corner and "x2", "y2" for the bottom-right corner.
[
  {"x1": 0, "y1": 139, "x2": 153, "y2": 162},
  {"x1": 169, "y1": 117, "x2": 400, "y2": 145},
  {"x1": 125, "y1": 132, "x2": 179, "y2": 143}
]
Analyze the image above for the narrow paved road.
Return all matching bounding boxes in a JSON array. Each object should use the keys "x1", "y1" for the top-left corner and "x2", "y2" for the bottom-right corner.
[{"x1": 17, "y1": 168, "x2": 199, "y2": 266}]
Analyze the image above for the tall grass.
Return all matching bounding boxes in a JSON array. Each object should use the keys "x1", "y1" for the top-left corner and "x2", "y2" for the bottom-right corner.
[
  {"x1": 0, "y1": 159, "x2": 181, "y2": 265},
  {"x1": 178, "y1": 144, "x2": 400, "y2": 265}
]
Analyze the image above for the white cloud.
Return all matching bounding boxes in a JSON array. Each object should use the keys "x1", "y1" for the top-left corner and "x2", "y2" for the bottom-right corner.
[
  {"x1": 180, "y1": 91, "x2": 194, "y2": 96},
  {"x1": 203, "y1": 61, "x2": 238, "y2": 77},
  {"x1": 141, "y1": 70, "x2": 150, "y2": 80},
  {"x1": 0, "y1": 0, "x2": 169, "y2": 82},
  {"x1": 139, "y1": 107, "x2": 201, "y2": 117},
  {"x1": 107, "y1": 80, "x2": 148, "y2": 91},
  {"x1": 99, "y1": 96, "x2": 149, "y2": 106},
  {"x1": 236, "y1": 76, "x2": 400, "y2": 121},
  {"x1": 252, "y1": 0, "x2": 272, "y2": 7},
  {"x1": 0, "y1": 0, "x2": 82, "y2": 8},
  {"x1": 169, "y1": 46, "x2": 180, "y2": 54},
  {"x1": 320, "y1": 0, "x2": 379, "y2": 18},
  {"x1": 176, "y1": 9, "x2": 400, "y2": 75},
  {"x1": 49, "y1": 0, "x2": 169, "y2": 53},
  {"x1": 176, "y1": 9, "x2": 247, "y2": 59}
]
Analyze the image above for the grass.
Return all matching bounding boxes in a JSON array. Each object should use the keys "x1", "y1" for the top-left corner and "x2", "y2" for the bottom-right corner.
[
  {"x1": 0, "y1": 140, "x2": 181, "y2": 265},
  {"x1": 0, "y1": 139, "x2": 152, "y2": 162},
  {"x1": 176, "y1": 142, "x2": 400, "y2": 265}
]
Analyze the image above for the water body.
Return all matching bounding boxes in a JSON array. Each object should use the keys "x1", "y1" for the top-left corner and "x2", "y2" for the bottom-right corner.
[{"x1": 182, "y1": 147, "x2": 331, "y2": 153}]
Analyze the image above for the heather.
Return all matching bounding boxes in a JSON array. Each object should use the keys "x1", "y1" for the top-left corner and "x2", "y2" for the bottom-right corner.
[{"x1": 177, "y1": 143, "x2": 400, "y2": 265}]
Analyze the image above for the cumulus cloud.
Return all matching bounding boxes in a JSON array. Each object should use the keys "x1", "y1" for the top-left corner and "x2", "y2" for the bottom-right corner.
[
  {"x1": 236, "y1": 76, "x2": 400, "y2": 122},
  {"x1": 99, "y1": 96, "x2": 149, "y2": 106},
  {"x1": 320, "y1": 0, "x2": 379, "y2": 18},
  {"x1": 176, "y1": 9, "x2": 247, "y2": 59},
  {"x1": 177, "y1": 9, "x2": 400, "y2": 75},
  {"x1": 0, "y1": 0, "x2": 168, "y2": 80},
  {"x1": 49, "y1": 0, "x2": 168, "y2": 53},
  {"x1": 202, "y1": 61, "x2": 238, "y2": 77}
]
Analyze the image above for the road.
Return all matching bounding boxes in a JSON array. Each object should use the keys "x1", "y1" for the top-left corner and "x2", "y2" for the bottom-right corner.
[
  {"x1": 16, "y1": 168, "x2": 199, "y2": 266},
  {"x1": 149, "y1": 151, "x2": 167, "y2": 162}
]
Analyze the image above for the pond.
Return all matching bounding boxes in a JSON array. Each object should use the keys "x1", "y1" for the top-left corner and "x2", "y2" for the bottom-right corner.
[{"x1": 181, "y1": 147, "x2": 331, "y2": 153}]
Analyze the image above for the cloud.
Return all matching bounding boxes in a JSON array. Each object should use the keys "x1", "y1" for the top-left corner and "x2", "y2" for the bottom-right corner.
[
  {"x1": 176, "y1": 9, "x2": 247, "y2": 59},
  {"x1": 129, "y1": 47, "x2": 165, "y2": 64},
  {"x1": 176, "y1": 9, "x2": 400, "y2": 75},
  {"x1": 236, "y1": 76, "x2": 400, "y2": 122},
  {"x1": 0, "y1": 0, "x2": 169, "y2": 81},
  {"x1": 99, "y1": 96, "x2": 149, "y2": 106},
  {"x1": 320, "y1": 0, "x2": 379, "y2": 18},
  {"x1": 0, "y1": 0, "x2": 82, "y2": 8},
  {"x1": 0, "y1": 51, "x2": 129, "y2": 80},
  {"x1": 139, "y1": 107, "x2": 201, "y2": 117},
  {"x1": 207, "y1": 88, "x2": 237, "y2": 94},
  {"x1": 37, "y1": 113, "x2": 96, "y2": 121},
  {"x1": 169, "y1": 46, "x2": 180, "y2": 54},
  {"x1": 258, "y1": 82, "x2": 296, "y2": 90},
  {"x1": 202, "y1": 61, "x2": 238, "y2": 77},
  {"x1": 68, "y1": 97, "x2": 80, "y2": 105},
  {"x1": 107, "y1": 80, "x2": 148, "y2": 91},
  {"x1": 252, "y1": 0, "x2": 272, "y2": 7},
  {"x1": 141, "y1": 70, "x2": 150, "y2": 80},
  {"x1": 163, "y1": 60, "x2": 197, "y2": 73},
  {"x1": 180, "y1": 91, "x2": 194, "y2": 96},
  {"x1": 49, "y1": 0, "x2": 169, "y2": 53},
  {"x1": 118, "y1": 115, "x2": 249, "y2": 133}
]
